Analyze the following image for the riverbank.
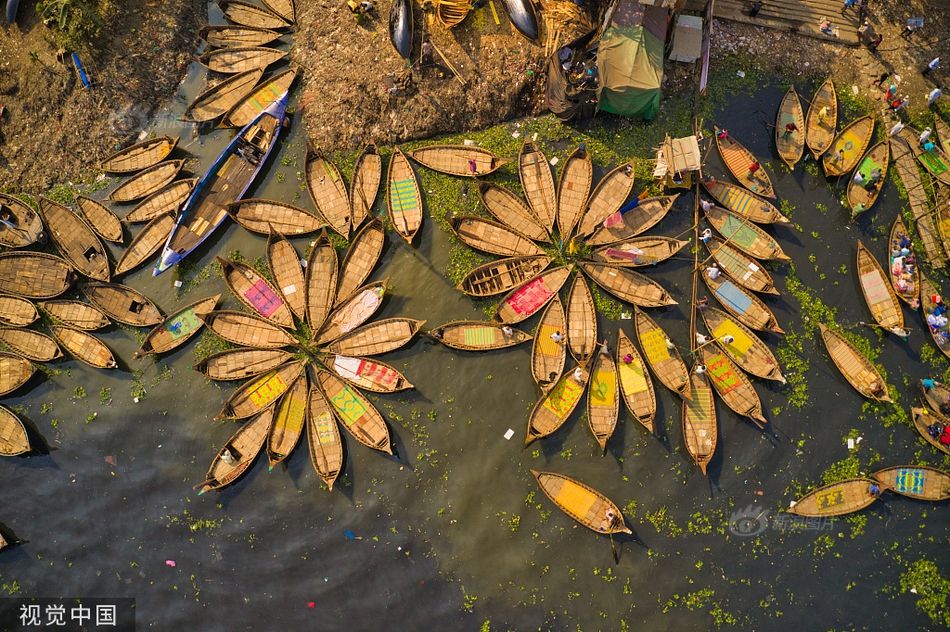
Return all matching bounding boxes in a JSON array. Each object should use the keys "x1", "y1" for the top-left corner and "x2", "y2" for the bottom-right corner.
[{"x1": 0, "y1": 0, "x2": 204, "y2": 191}]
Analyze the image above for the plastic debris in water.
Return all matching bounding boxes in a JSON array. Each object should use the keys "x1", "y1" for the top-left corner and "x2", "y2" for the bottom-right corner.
[
  {"x1": 503, "y1": 429, "x2": 514, "y2": 440},
  {"x1": 344, "y1": 530, "x2": 356, "y2": 541},
  {"x1": 165, "y1": 560, "x2": 176, "y2": 567}
]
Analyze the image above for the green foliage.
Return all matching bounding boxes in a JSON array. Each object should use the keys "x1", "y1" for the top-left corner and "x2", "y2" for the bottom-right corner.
[
  {"x1": 37, "y1": 0, "x2": 114, "y2": 53},
  {"x1": 900, "y1": 559, "x2": 950, "y2": 628}
]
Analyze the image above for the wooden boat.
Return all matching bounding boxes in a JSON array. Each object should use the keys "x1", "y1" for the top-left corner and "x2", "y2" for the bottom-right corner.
[
  {"x1": 701, "y1": 180, "x2": 789, "y2": 224},
  {"x1": 715, "y1": 131, "x2": 775, "y2": 198},
  {"x1": 494, "y1": 265, "x2": 572, "y2": 324},
  {"x1": 457, "y1": 255, "x2": 551, "y2": 297},
  {"x1": 50, "y1": 325, "x2": 116, "y2": 368},
  {"x1": 775, "y1": 86, "x2": 805, "y2": 169},
  {"x1": 901, "y1": 127, "x2": 950, "y2": 186},
  {"x1": 267, "y1": 372, "x2": 307, "y2": 469},
  {"x1": 0, "y1": 404, "x2": 29, "y2": 456},
  {"x1": 531, "y1": 295, "x2": 566, "y2": 393},
  {"x1": 0, "y1": 193, "x2": 44, "y2": 247},
  {"x1": 936, "y1": 117, "x2": 950, "y2": 157},
  {"x1": 216, "y1": 360, "x2": 305, "y2": 419},
  {"x1": 616, "y1": 329, "x2": 655, "y2": 432},
  {"x1": 387, "y1": 148, "x2": 423, "y2": 244},
  {"x1": 197, "y1": 407, "x2": 273, "y2": 495},
  {"x1": 450, "y1": 216, "x2": 543, "y2": 257},
  {"x1": 307, "y1": 385, "x2": 343, "y2": 490},
  {"x1": 703, "y1": 205, "x2": 790, "y2": 261},
  {"x1": 38, "y1": 198, "x2": 110, "y2": 281},
  {"x1": 856, "y1": 239, "x2": 905, "y2": 333},
  {"x1": 698, "y1": 344, "x2": 766, "y2": 428},
  {"x1": 157, "y1": 92, "x2": 289, "y2": 274},
  {"x1": 887, "y1": 218, "x2": 919, "y2": 306},
  {"x1": 576, "y1": 160, "x2": 636, "y2": 238},
  {"x1": 194, "y1": 347, "x2": 294, "y2": 381},
  {"x1": 76, "y1": 196, "x2": 123, "y2": 244},
  {"x1": 0, "y1": 352, "x2": 34, "y2": 395},
  {"x1": 873, "y1": 465, "x2": 949, "y2": 501},
  {"x1": 389, "y1": 0, "x2": 413, "y2": 59},
  {"x1": 0, "y1": 252, "x2": 73, "y2": 299},
  {"x1": 228, "y1": 198, "x2": 323, "y2": 236},
  {"x1": 590, "y1": 236, "x2": 688, "y2": 267},
  {"x1": 316, "y1": 282, "x2": 386, "y2": 344},
  {"x1": 919, "y1": 272, "x2": 950, "y2": 359},
  {"x1": 0, "y1": 327, "x2": 61, "y2": 361},
  {"x1": 306, "y1": 150, "x2": 351, "y2": 237},
  {"x1": 101, "y1": 136, "x2": 178, "y2": 174},
  {"x1": 634, "y1": 308, "x2": 689, "y2": 398},
  {"x1": 704, "y1": 237, "x2": 778, "y2": 295},
  {"x1": 500, "y1": 0, "x2": 539, "y2": 41},
  {"x1": 201, "y1": 310, "x2": 295, "y2": 348},
  {"x1": 587, "y1": 346, "x2": 619, "y2": 451},
  {"x1": 315, "y1": 369, "x2": 393, "y2": 454},
  {"x1": 787, "y1": 478, "x2": 882, "y2": 517},
  {"x1": 200, "y1": 25, "x2": 282, "y2": 48},
  {"x1": 846, "y1": 141, "x2": 889, "y2": 216},
  {"x1": 682, "y1": 367, "x2": 717, "y2": 474},
  {"x1": 478, "y1": 182, "x2": 549, "y2": 243},
  {"x1": 183, "y1": 68, "x2": 265, "y2": 122},
  {"x1": 336, "y1": 219, "x2": 384, "y2": 303},
  {"x1": 262, "y1": 0, "x2": 295, "y2": 22},
  {"x1": 108, "y1": 160, "x2": 184, "y2": 202},
  {"x1": 305, "y1": 233, "x2": 338, "y2": 330},
  {"x1": 911, "y1": 407, "x2": 950, "y2": 455},
  {"x1": 82, "y1": 282, "x2": 162, "y2": 327},
  {"x1": 586, "y1": 195, "x2": 677, "y2": 246},
  {"x1": 430, "y1": 320, "x2": 530, "y2": 351},
  {"x1": 408, "y1": 145, "x2": 506, "y2": 177},
  {"x1": 350, "y1": 145, "x2": 382, "y2": 229},
  {"x1": 218, "y1": 257, "x2": 294, "y2": 328},
  {"x1": 822, "y1": 116, "x2": 875, "y2": 177},
  {"x1": 326, "y1": 318, "x2": 424, "y2": 356},
  {"x1": 114, "y1": 214, "x2": 175, "y2": 276},
  {"x1": 566, "y1": 273, "x2": 596, "y2": 364},
  {"x1": 919, "y1": 379, "x2": 950, "y2": 420},
  {"x1": 39, "y1": 300, "x2": 108, "y2": 330},
  {"x1": 556, "y1": 146, "x2": 593, "y2": 239},
  {"x1": 0, "y1": 293, "x2": 38, "y2": 327},
  {"x1": 805, "y1": 78, "x2": 837, "y2": 160},
  {"x1": 699, "y1": 306, "x2": 784, "y2": 382},
  {"x1": 435, "y1": 0, "x2": 471, "y2": 28},
  {"x1": 519, "y1": 141, "x2": 557, "y2": 232},
  {"x1": 266, "y1": 232, "x2": 306, "y2": 320},
  {"x1": 326, "y1": 354, "x2": 412, "y2": 392},
  {"x1": 135, "y1": 294, "x2": 219, "y2": 357},
  {"x1": 223, "y1": 67, "x2": 298, "y2": 128},
  {"x1": 703, "y1": 272, "x2": 783, "y2": 334},
  {"x1": 199, "y1": 46, "x2": 286, "y2": 74},
  {"x1": 818, "y1": 324, "x2": 890, "y2": 401},
  {"x1": 580, "y1": 261, "x2": 677, "y2": 308},
  {"x1": 524, "y1": 362, "x2": 590, "y2": 445},
  {"x1": 531, "y1": 470, "x2": 632, "y2": 535},
  {"x1": 125, "y1": 178, "x2": 197, "y2": 223},
  {"x1": 219, "y1": 0, "x2": 290, "y2": 29}
]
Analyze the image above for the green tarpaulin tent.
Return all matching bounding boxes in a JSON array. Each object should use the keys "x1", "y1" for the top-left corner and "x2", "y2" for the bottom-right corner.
[{"x1": 596, "y1": 25, "x2": 664, "y2": 121}]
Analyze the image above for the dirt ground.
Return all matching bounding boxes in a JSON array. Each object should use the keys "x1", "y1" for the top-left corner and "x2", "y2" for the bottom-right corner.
[
  {"x1": 0, "y1": 0, "x2": 946, "y2": 193},
  {"x1": 0, "y1": 0, "x2": 205, "y2": 192}
]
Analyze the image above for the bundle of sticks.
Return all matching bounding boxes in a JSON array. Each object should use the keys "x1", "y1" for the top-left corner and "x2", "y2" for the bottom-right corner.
[{"x1": 541, "y1": 0, "x2": 593, "y2": 57}]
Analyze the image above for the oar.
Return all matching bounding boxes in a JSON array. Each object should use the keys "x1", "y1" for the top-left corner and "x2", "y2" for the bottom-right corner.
[{"x1": 608, "y1": 530, "x2": 620, "y2": 565}]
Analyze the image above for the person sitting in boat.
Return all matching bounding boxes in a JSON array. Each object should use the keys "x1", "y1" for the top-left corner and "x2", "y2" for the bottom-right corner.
[
  {"x1": 501, "y1": 325, "x2": 513, "y2": 337},
  {"x1": 700, "y1": 228, "x2": 713, "y2": 243},
  {"x1": 783, "y1": 122, "x2": 798, "y2": 138},
  {"x1": 941, "y1": 426, "x2": 950, "y2": 446},
  {"x1": 573, "y1": 367, "x2": 586, "y2": 383},
  {"x1": 551, "y1": 331, "x2": 564, "y2": 343},
  {"x1": 696, "y1": 333, "x2": 710, "y2": 345},
  {"x1": 868, "y1": 483, "x2": 882, "y2": 497},
  {"x1": 818, "y1": 105, "x2": 830, "y2": 123},
  {"x1": 695, "y1": 364, "x2": 706, "y2": 375},
  {"x1": 602, "y1": 508, "x2": 618, "y2": 531},
  {"x1": 869, "y1": 381, "x2": 886, "y2": 398},
  {"x1": 706, "y1": 264, "x2": 721, "y2": 279},
  {"x1": 665, "y1": 337, "x2": 676, "y2": 351},
  {"x1": 700, "y1": 199, "x2": 713, "y2": 212},
  {"x1": 926, "y1": 312, "x2": 947, "y2": 332},
  {"x1": 927, "y1": 420, "x2": 944, "y2": 439},
  {"x1": 721, "y1": 334, "x2": 735, "y2": 345},
  {"x1": 717, "y1": 129, "x2": 728, "y2": 140},
  {"x1": 934, "y1": 301, "x2": 948, "y2": 318},
  {"x1": 221, "y1": 447, "x2": 236, "y2": 466},
  {"x1": 622, "y1": 353, "x2": 634, "y2": 364}
]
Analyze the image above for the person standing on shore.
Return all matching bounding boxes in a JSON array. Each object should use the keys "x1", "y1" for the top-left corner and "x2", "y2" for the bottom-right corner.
[
  {"x1": 749, "y1": 0, "x2": 763, "y2": 17},
  {"x1": 923, "y1": 58, "x2": 940, "y2": 76},
  {"x1": 927, "y1": 87, "x2": 942, "y2": 106}
]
